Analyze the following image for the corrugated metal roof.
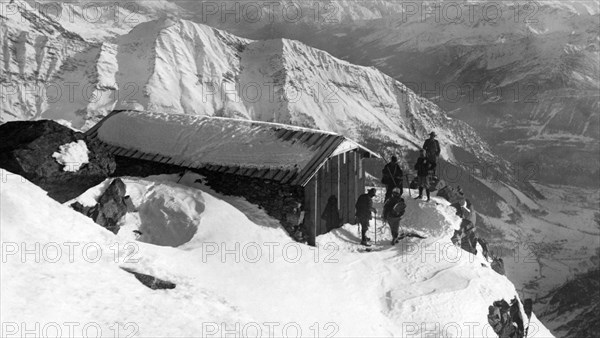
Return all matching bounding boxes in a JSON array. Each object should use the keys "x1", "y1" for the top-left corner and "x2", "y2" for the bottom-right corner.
[{"x1": 86, "y1": 110, "x2": 379, "y2": 186}]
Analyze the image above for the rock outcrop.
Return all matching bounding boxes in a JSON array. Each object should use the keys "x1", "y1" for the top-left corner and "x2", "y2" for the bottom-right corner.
[
  {"x1": 440, "y1": 186, "x2": 505, "y2": 275},
  {"x1": 490, "y1": 257, "x2": 506, "y2": 276},
  {"x1": 71, "y1": 178, "x2": 133, "y2": 234},
  {"x1": 487, "y1": 298, "x2": 526, "y2": 338},
  {"x1": 121, "y1": 268, "x2": 176, "y2": 290},
  {"x1": 0, "y1": 120, "x2": 116, "y2": 202},
  {"x1": 437, "y1": 185, "x2": 466, "y2": 205}
]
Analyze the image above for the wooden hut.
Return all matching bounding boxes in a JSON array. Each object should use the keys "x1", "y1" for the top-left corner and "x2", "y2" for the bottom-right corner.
[{"x1": 86, "y1": 110, "x2": 380, "y2": 244}]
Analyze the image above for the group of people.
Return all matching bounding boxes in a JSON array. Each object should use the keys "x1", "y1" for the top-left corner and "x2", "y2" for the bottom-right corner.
[{"x1": 354, "y1": 132, "x2": 441, "y2": 246}]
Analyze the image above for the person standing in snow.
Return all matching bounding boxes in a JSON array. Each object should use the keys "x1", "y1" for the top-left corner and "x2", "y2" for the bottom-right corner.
[
  {"x1": 355, "y1": 188, "x2": 377, "y2": 246},
  {"x1": 382, "y1": 156, "x2": 403, "y2": 202},
  {"x1": 321, "y1": 195, "x2": 342, "y2": 232},
  {"x1": 383, "y1": 188, "x2": 406, "y2": 245},
  {"x1": 414, "y1": 149, "x2": 433, "y2": 202},
  {"x1": 422, "y1": 132, "x2": 441, "y2": 175}
]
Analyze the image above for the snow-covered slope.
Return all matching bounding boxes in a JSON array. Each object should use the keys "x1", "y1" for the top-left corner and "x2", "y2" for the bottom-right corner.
[
  {"x1": 0, "y1": 0, "x2": 88, "y2": 122},
  {"x1": 0, "y1": 172, "x2": 554, "y2": 337},
  {"x1": 207, "y1": 0, "x2": 600, "y2": 187},
  {"x1": 2, "y1": 11, "x2": 500, "y2": 170},
  {"x1": 0, "y1": 173, "x2": 253, "y2": 337}
]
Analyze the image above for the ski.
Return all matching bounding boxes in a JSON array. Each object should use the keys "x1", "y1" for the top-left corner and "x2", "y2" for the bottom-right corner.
[
  {"x1": 358, "y1": 245, "x2": 385, "y2": 252},
  {"x1": 394, "y1": 232, "x2": 427, "y2": 242}
]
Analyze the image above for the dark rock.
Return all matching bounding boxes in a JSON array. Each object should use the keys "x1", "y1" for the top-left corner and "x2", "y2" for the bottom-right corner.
[
  {"x1": 478, "y1": 238, "x2": 490, "y2": 259},
  {"x1": 461, "y1": 231, "x2": 478, "y2": 255},
  {"x1": 450, "y1": 200, "x2": 475, "y2": 224},
  {"x1": 94, "y1": 179, "x2": 128, "y2": 234},
  {"x1": 0, "y1": 120, "x2": 116, "y2": 202},
  {"x1": 451, "y1": 214, "x2": 484, "y2": 256},
  {"x1": 121, "y1": 267, "x2": 176, "y2": 290},
  {"x1": 446, "y1": 187, "x2": 490, "y2": 258},
  {"x1": 491, "y1": 257, "x2": 506, "y2": 275},
  {"x1": 428, "y1": 176, "x2": 445, "y2": 192},
  {"x1": 457, "y1": 219, "x2": 478, "y2": 255},
  {"x1": 437, "y1": 185, "x2": 466, "y2": 205},
  {"x1": 487, "y1": 298, "x2": 524, "y2": 338},
  {"x1": 71, "y1": 178, "x2": 129, "y2": 234},
  {"x1": 70, "y1": 201, "x2": 93, "y2": 215}
]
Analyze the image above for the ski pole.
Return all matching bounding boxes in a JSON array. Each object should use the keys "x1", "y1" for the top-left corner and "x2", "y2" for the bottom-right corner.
[
  {"x1": 374, "y1": 214, "x2": 377, "y2": 245},
  {"x1": 406, "y1": 173, "x2": 412, "y2": 198}
]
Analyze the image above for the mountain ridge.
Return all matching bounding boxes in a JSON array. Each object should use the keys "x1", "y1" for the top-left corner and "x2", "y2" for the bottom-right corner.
[{"x1": 2, "y1": 10, "x2": 504, "y2": 174}]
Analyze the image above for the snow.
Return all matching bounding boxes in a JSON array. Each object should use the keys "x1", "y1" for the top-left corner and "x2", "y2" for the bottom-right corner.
[
  {"x1": 54, "y1": 119, "x2": 82, "y2": 132},
  {"x1": 51, "y1": 140, "x2": 90, "y2": 172},
  {"x1": 0, "y1": 172, "x2": 252, "y2": 337},
  {"x1": 1, "y1": 172, "x2": 554, "y2": 337}
]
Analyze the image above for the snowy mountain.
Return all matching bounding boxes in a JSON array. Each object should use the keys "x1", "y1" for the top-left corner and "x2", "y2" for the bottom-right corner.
[
  {"x1": 1, "y1": 4, "x2": 515, "y2": 190},
  {"x1": 1, "y1": 8, "x2": 497, "y2": 173},
  {"x1": 194, "y1": 0, "x2": 600, "y2": 187},
  {"x1": 0, "y1": 171, "x2": 555, "y2": 337}
]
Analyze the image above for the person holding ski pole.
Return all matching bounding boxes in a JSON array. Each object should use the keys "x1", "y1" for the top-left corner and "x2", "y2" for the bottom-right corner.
[
  {"x1": 355, "y1": 188, "x2": 377, "y2": 246},
  {"x1": 383, "y1": 188, "x2": 406, "y2": 245}
]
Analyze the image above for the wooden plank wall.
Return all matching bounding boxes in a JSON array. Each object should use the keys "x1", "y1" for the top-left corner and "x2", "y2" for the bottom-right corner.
[
  {"x1": 305, "y1": 150, "x2": 369, "y2": 244},
  {"x1": 314, "y1": 159, "x2": 327, "y2": 238},
  {"x1": 339, "y1": 153, "x2": 349, "y2": 224},
  {"x1": 358, "y1": 151, "x2": 366, "y2": 200},
  {"x1": 303, "y1": 178, "x2": 317, "y2": 246},
  {"x1": 328, "y1": 156, "x2": 339, "y2": 233},
  {"x1": 347, "y1": 151, "x2": 357, "y2": 224}
]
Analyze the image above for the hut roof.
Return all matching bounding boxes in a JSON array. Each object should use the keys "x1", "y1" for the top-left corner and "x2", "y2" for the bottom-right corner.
[{"x1": 86, "y1": 110, "x2": 379, "y2": 186}]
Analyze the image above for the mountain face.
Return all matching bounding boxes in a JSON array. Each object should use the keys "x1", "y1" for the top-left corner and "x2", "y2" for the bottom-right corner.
[
  {"x1": 1, "y1": 5, "x2": 502, "y2": 172},
  {"x1": 6, "y1": 0, "x2": 597, "y2": 188},
  {"x1": 537, "y1": 269, "x2": 600, "y2": 338},
  {"x1": 181, "y1": 0, "x2": 600, "y2": 187},
  {"x1": 0, "y1": 0, "x2": 88, "y2": 122},
  {"x1": 0, "y1": 0, "x2": 176, "y2": 126}
]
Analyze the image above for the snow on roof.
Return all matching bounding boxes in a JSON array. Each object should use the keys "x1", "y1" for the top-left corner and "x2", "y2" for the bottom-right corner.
[{"x1": 87, "y1": 111, "x2": 379, "y2": 185}]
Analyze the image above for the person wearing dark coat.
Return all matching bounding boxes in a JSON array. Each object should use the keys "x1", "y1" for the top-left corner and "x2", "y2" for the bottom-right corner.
[
  {"x1": 422, "y1": 132, "x2": 441, "y2": 175},
  {"x1": 321, "y1": 195, "x2": 342, "y2": 232},
  {"x1": 355, "y1": 188, "x2": 377, "y2": 245},
  {"x1": 382, "y1": 155, "x2": 403, "y2": 202},
  {"x1": 414, "y1": 149, "x2": 433, "y2": 201},
  {"x1": 383, "y1": 188, "x2": 406, "y2": 245}
]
